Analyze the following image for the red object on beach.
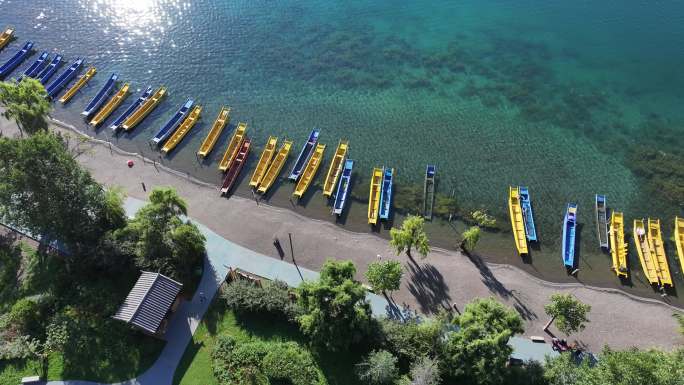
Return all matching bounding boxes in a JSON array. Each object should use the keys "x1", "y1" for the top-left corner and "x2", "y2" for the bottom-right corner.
[
  {"x1": 220, "y1": 138, "x2": 251, "y2": 195},
  {"x1": 127, "y1": 160, "x2": 134, "y2": 168}
]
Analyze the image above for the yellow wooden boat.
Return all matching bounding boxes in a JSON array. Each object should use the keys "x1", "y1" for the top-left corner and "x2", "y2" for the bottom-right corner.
[
  {"x1": 368, "y1": 167, "x2": 383, "y2": 225},
  {"x1": 122, "y1": 86, "x2": 166, "y2": 131},
  {"x1": 162, "y1": 105, "x2": 202, "y2": 154},
  {"x1": 249, "y1": 136, "x2": 278, "y2": 188},
  {"x1": 647, "y1": 218, "x2": 672, "y2": 286},
  {"x1": 197, "y1": 106, "x2": 230, "y2": 157},
  {"x1": 256, "y1": 140, "x2": 293, "y2": 194},
  {"x1": 609, "y1": 212, "x2": 628, "y2": 278},
  {"x1": 508, "y1": 186, "x2": 528, "y2": 255},
  {"x1": 89, "y1": 83, "x2": 129, "y2": 126},
  {"x1": 0, "y1": 27, "x2": 14, "y2": 50},
  {"x1": 59, "y1": 66, "x2": 97, "y2": 104},
  {"x1": 322, "y1": 140, "x2": 349, "y2": 197},
  {"x1": 633, "y1": 219, "x2": 660, "y2": 285},
  {"x1": 675, "y1": 217, "x2": 684, "y2": 275},
  {"x1": 293, "y1": 143, "x2": 326, "y2": 198},
  {"x1": 218, "y1": 122, "x2": 247, "y2": 171}
]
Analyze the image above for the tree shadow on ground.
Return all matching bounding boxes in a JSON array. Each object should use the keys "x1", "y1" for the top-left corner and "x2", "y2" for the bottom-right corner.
[{"x1": 406, "y1": 259, "x2": 452, "y2": 314}]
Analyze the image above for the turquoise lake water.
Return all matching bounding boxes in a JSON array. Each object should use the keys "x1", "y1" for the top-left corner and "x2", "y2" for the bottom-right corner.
[{"x1": 2, "y1": 0, "x2": 684, "y2": 302}]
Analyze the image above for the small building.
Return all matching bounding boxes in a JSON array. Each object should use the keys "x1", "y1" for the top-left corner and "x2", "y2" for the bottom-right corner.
[{"x1": 113, "y1": 271, "x2": 183, "y2": 338}]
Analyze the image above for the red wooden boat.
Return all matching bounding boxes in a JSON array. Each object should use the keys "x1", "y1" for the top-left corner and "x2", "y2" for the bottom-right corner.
[{"x1": 221, "y1": 137, "x2": 251, "y2": 195}]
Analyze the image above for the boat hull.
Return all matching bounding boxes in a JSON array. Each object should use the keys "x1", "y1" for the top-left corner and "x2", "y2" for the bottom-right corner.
[
  {"x1": 333, "y1": 159, "x2": 354, "y2": 216},
  {"x1": 609, "y1": 212, "x2": 628, "y2": 278},
  {"x1": 423, "y1": 165, "x2": 436, "y2": 220},
  {"x1": 289, "y1": 129, "x2": 320, "y2": 181},
  {"x1": 197, "y1": 106, "x2": 230, "y2": 157},
  {"x1": 256, "y1": 140, "x2": 293, "y2": 195},
  {"x1": 152, "y1": 99, "x2": 193, "y2": 145},
  {"x1": 378, "y1": 167, "x2": 393, "y2": 220},
  {"x1": 595, "y1": 194, "x2": 609, "y2": 249},
  {"x1": 519, "y1": 186, "x2": 537, "y2": 242},
  {"x1": 368, "y1": 168, "x2": 383, "y2": 225},
  {"x1": 221, "y1": 138, "x2": 251, "y2": 194},
  {"x1": 562, "y1": 203, "x2": 577, "y2": 269},
  {"x1": 508, "y1": 186, "x2": 529, "y2": 255},
  {"x1": 110, "y1": 86, "x2": 153, "y2": 132}
]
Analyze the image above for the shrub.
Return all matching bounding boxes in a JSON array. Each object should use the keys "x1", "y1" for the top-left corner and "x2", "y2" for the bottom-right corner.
[
  {"x1": 222, "y1": 280, "x2": 300, "y2": 321},
  {"x1": 356, "y1": 349, "x2": 399, "y2": 385},
  {"x1": 469, "y1": 210, "x2": 497, "y2": 228},
  {"x1": 262, "y1": 342, "x2": 323, "y2": 385},
  {"x1": 380, "y1": 318, "x2": 442, "y2": 367},
  {"x1": 8, "y1": 297, "x2": 43, "y2": 335}
]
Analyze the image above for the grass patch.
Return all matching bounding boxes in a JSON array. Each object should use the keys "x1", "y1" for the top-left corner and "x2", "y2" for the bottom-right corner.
[{"x1": 173, "y1": 296, "x2": 365, "y2": 385}]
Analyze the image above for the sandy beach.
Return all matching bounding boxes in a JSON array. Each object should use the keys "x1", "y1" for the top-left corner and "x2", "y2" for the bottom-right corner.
[{"x1": 1, "y1": 115, "x2": 682, "y2": 351}]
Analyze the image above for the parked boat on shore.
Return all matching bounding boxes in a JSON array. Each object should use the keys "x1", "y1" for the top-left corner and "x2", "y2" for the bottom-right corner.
[
  {"x1": 152, "y1": 99, "x2": 193, "y2": 146},
  {"x1": 333, "y1": 159, "x2": 354, "y2": 216},
  {"x1": 122, "y1": 86, "x2": 166, "y2": 131},
  {"x1": 609, "y1": 212, "x2": 628, "y2": 278},
  {"x1": 648, "y1": 218, "x2": 672, "y2": 287},
  {"x1": 595, "y1": 194, "x2": 609, "y2": 249},
  {"x1": 197, "y1": 106, "x2": 230, "y2": 158},
  {"x1": 508, "y1": 186, "x2": 528, "y2": 255},
  {"x1": 59, "y1": 66, "x2": 96, "y2": 104},
  {"x1": 218, "y1": 122, "x2": 247, "y2": 172},
  {"x1": 20, "y1": 51, "x2": 48, "y2": 81},
  {"x1": 289, "y1": 129, "x2": 320, "y2": 181},
  {"x1": 675, "y1": 217, "x2": 684, "y2": 275},
  {"x1": 110, "y1": 86, "x2": 153, "y2": 132},
  {"x1": 519, "y1": 186, "x2": 537, "y2": 242},
  {"x1": 162, "y1": 105, "x2": 202, "y2": 154},
  {"x1": 81, "y1": 73, "x2": 118, "y2": 117},
  {"x1": 0, "y1": 27, "x2": 14, "y2": 50},
  {"x1": 561, "y1": 203, "x2": 577, "y2": 269},
  {"x1": 256, "y1": 140, "x2": 292, "y2": 194},
  {"x1": 37, "y1": 54, "x2": 62, "y2": 85},
  {"x1": 379, "y1": 167, "x2": 394, "y2": 220},
  {"x1": 0, "y1": 41, "x2": 33, "y2": 79},
  {"x1": 633, "y1": 219, "x2": 659, "y2": 286},
  {"x1": 368, "y1": 167, "x2": 383, "y2": 225},
  {"x1": 423, "y1": 165, "x2": 436, "y2": 220},
  {"x1": 322, "y1": 140, "x2": 348, "y2": 197},
  {"x1": 46, "y1": 57, "x2": 84, "y2": 99},
  {"x1": 293, "y1": 143, "x2": 326, "y2": 199},
  {"x1": 221, "y1": 138, "x2": 251, "y2": 194},
  {"x1": 250, "y1": 136, "x2": 278, "y2": 188},
  {"x1": 90, "y1": 83, "x2": 129, "y2": 126}
]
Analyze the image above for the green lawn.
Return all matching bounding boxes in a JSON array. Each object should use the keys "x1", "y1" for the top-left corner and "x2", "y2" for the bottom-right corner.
[{"x1": 173, "y1": 297, "x2": 366, "y2": 385}]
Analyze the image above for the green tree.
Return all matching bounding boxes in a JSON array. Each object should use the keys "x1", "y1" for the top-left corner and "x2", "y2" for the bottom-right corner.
[
  {"x1": 390, "y1": 215, "x2": 430, "y2": 258},
  {"x1": 0, "y1": 132, "x2": 127, "y2": 263},
  {"x1": 460, "y1": 226, "x2": 480, "y2": 252},
  {"x1": 0, "y1": 78, "x2": 51, "y2": 136},
  {"x1": 118, "y1": 187, "x2": 205, "y2": 285},
  {"x1": 356, "y1": 350, "x2": 399, "y2": 385},
  {"x1": 407, "y1": 356, "x2": 441, "y2": 385},
  {"x1": 366, "y1": 260, "x2": 403, "y2": 294},
  {"x1": 296, "y1": 260, "x2": 373, "y2": 351},
  {"x1": 380, "y1": 317, "x2": 442, "y2": 367},
  {"x1": 544, "y1": 293, "x2": 591, "y2": 336},
  {"x1": 674, "y1": 313, "x2": 684, "y2": 336},
  {"x1": 441, "y1": 298, "x2": 524, "y2": 385}
]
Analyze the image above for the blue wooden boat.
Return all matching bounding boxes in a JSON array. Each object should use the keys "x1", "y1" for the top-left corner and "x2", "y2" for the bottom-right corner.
[
  {"x1": 38, "y1": 54, "x2": 62, "y2": 84},
  {"x1": 46, "y1": 58, "x2": 84, "y2": 99},
  {"x1": 81, "y1": 73, "x2": 118, "y2": 117},
  {"x1": 110, "y1": 86, "x2": 153, "y2": 133},
  {"x1": 333, "y1": 159, "x2": 354, "y2": 216},
  {"x1": 0, "y1": 41, "x2": 34, "y2": 79},
  {"x1": 378, "y1": 167, "x2": 394, "y2": 220},
  {"x1": 288, "y1": 128, "x2": 320, "y2": 181},
  {"x1": 152, "y1": 99, "x2": 193, "y2": 146},
  {"x1": 562, "y1": 203, "x2": 578, "y2": 269},
  {"x1": 519, "y1": 186, "x2": 537, "y2": 242},
  {"x1": 19, "y1": 51, "x2": 48, "y2": 81},
  {"x1": 595, "y1": 194, "x2": 609, "y2": 249}
]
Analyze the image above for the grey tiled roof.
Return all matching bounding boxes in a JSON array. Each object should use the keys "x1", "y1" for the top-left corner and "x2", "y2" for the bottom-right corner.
[{"x1": 113, "y1": 271, "x2": 183, "y2": 334}]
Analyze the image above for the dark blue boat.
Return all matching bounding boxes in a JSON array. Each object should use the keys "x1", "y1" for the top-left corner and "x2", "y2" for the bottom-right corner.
[
  {"x1": 19, "y1": 51, "x2": 48, "y2": 81},
  {"x1": 333, "y1": 159, "x2": 354, "y2": 216},
  {"x1": 152, "y1": 99, "x2": 193, "y2": 145},
  {"x1": 38, "y1": 54, "x2": 62, "y2": 85},
  {"x1": 562, "y1": 203, "x2": 578, "y2": 269},
  {"x1": 0, "y1": 41, "x2": 34, "y2": 79},
  {"x1": 110, "y1": 86, "x2": 153, "y2": 133},
  {"x1": 81, "y1": 73, "x2": 119, "y2": 117},
  {"x1": 46, "y1": 58, "x2": 84, "y2": 99},
  {"x1": 519, "y1": 186, "x2": 537, "y2": 242},
  {"x1": 289, "y1": 128, "x2": 320, "y2": 181},
  {"x1": 378, "y1": 167, "x2": 394, "y2": 220}
]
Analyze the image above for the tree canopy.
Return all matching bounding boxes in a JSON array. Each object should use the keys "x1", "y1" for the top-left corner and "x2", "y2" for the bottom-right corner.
[
  {"x1": 544, "y1": 294, "x2": 591, "y2": 336},
  {"x1": 390, "y1": 215, "x2": 430, "y2": 258},
  {"x1": 366, "y1": 260, "x2": 403, "y2": 294},
  {"x1": 461, "y1": 226, "x2": 480, "y2": 252},
  {"x1": 356, "y1": 350, "x2": 399, "y2": 385},
  {"x1": 296, "y1": 259, "x2": 374, "y2": 351},
  {"x1": 0, "y1": 79, "x2": 51, "y2": 135}
]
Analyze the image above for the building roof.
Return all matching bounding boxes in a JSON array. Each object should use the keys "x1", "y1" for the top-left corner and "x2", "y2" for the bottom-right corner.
[{"x1": 113, "y1": 271, "x2": 183, "y2": 334}]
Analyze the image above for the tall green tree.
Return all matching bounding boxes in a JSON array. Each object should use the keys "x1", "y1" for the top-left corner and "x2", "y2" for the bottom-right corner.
[
  {"x1": 356, "y1": 350, "x2": 399, "y2": 385},
  {"x1": 366, "y1": 260, "x2": 403, "y2": 295},
  {"x1": 544, "y1": 293, "x2": 591, "y2": 336},
  {"x1": 460, "y1": 226, "x2": 480, "y2": 252},
  {"x1": 117, "y1": 187, "x2": 205, "y2": 285},
  {"x1": 0, "y1": 79, "x2": 51, "y2": 136},
  {"x1": 0, "y1": 132, "x2": 126, "y2": 262},
  {"x1": 441, "y1": 298, "x2": 524, "y2": 385},
  {"x1": 390, "y1": 215, "x2": 430, "y2": 258},
  {"x1": 296, "y1": 260, "x2": 373, "y2": 351}
]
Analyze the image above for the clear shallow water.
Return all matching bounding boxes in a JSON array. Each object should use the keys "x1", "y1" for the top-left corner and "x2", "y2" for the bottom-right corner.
[{"x1": 2, "y1": 0, "x2": 684, "y2": 303}]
